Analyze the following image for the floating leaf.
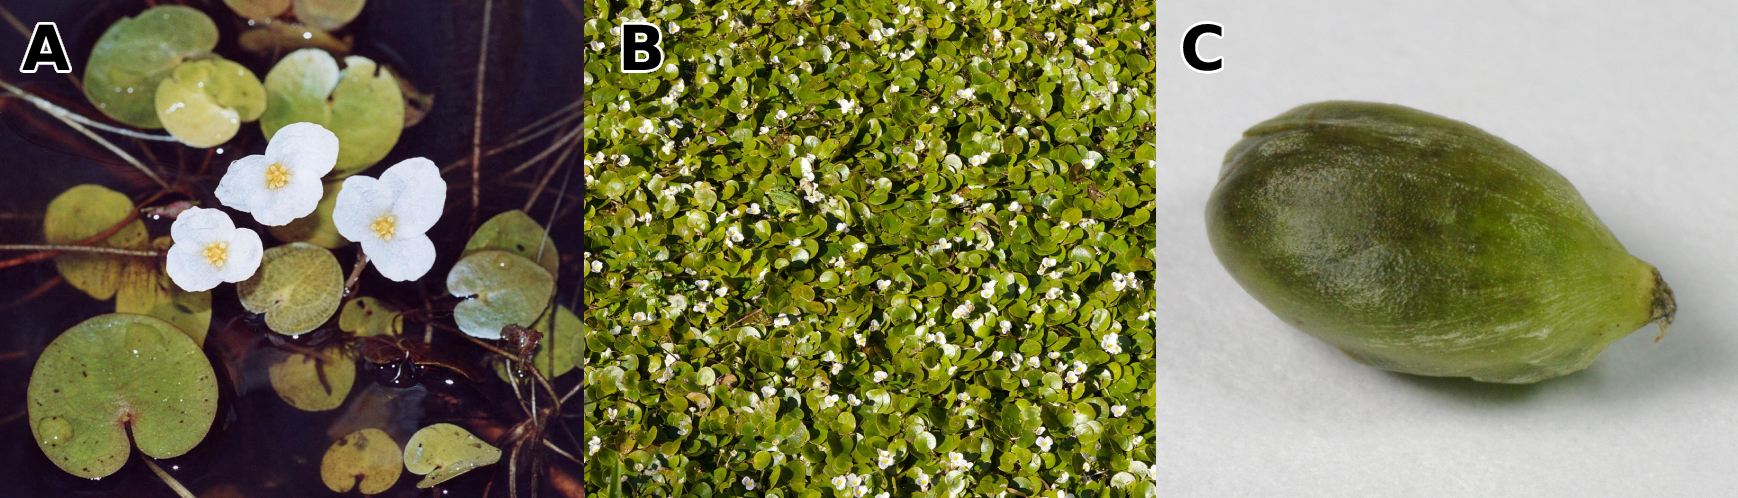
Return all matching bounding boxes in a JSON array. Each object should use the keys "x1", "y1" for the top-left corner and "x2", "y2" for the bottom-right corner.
[
  {"x1": 402, "y1": 423, "x2": 501, "y2": 488},
  {"x1": 238, "y1": 242, "x2": 343, "y2": 335},
  {"x1": 463, "y1": 210, "x2": 559, "y2": 276},
  {"x1": 82, "y1": 6, "x2": 218, "y2": 128},
  {"x1": 296, "y1": 0, "x2": 367, "y2": 32},
  {"x1": 339, "y1": 297, "x2": 402, "y2": 337},
  {"x1": 267, "y1": 345, "x2": 355, "y2": 412},
  {"x1": 320, "y1": 428, "x2": 402, "y2": 494},
  {"x1": 494, "y1": 305, "x2": 579, "y2": 382},
  {"x1": 447, "y1": 251, "x2": 554, "y2": 340},
  {"x1": 27, "y1": 314, "x2": 217, "y2": 478},
  {"x1": 116, "y1": 238, "x2": 213, "y2": 344},
  {"x1": 155, "y1": 58, "x2": 267, "y2": 147},
  {"x1": 43, "y1": 184, "x2": 149, "y2": 301},
  {"x1": 261, "y1": 49, "x2": 404, "y2": 177},
  {"x1": 222, "y1": 0, "x2": 291, "y2": 19},
  {"x1": 268, "y1": 181, "x2": 350, "y2": 248}
]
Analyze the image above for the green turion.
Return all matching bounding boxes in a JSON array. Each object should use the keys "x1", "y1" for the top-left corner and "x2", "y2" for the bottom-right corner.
[{"x1": 1206, "y1": 101, "x2": 1675, "y2": 383}]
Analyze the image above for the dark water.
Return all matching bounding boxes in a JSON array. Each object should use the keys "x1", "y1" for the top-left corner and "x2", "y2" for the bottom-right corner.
[{"x1": 0, "y1": 0, "x2": 583, "y2": 496}]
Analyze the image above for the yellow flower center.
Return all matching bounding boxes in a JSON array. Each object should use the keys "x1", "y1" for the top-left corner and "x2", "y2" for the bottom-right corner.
[
  {"x1": 371, "y1": 214, "x2": 397, "y2": 241},
  {"x1": 263, "y1": 162, "x2": 291, "y2": 190},
  {"x1": 203, "y1": 241, "x2": 229, "y2": 268}
]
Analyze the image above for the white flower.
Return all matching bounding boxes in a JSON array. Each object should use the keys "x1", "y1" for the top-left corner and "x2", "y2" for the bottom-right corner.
[
  {"x1": 991, "y1": 351, "x2": 1004, "y2": 362},
  {"x1": 877, "y1": 279, "x2": 891, "y2": 290},
  {"x1": 715, "y1": 285, "x2": 729, "y2": 297},
  {"x1": 1133, "y1": 435, "x2": 1145, "y2": 446},
  {"x1": 836, "y1": 222, "x2": 848, "y2": 233},
  {"x1": 1111, "y1": 404, "x2": 1127, "y2": 417},
  {"x1": 587, "y1": 436, "x2": 601, "y2": 455},
  {"x1": 747, "y1": 203, "x2": 762, "y2": 215},
  {"x1": 1048, "y1": 351, "x2": 1061, "y2": 360},
  {"x1": 873, "y1": 371, "x2": 888, "y2": 383},
  {"x1": 165, "y1": 207, "x2": 264, "y2": 292},
  {"x1": 1035, "y1": 435, "x2": 1054, "y2": 452},
  {"x1": 1102, "y1": 333, "x2": 1123, "y2": 354},
  {"x1": 877, "y1": 449, "x2": 895, "y2": 468},
  {"x1": 1057, "y1": 471, "x2": 1070, "y2": 484},
  {"x1": 773, "y1": 314, "x2": 792, "y2": 327},
  {"x1": 832, "y1": 475, "x2": 850, "y2": 490},
  {"x1": 852, "y1": 242, "x2": 867, "y2": 253},
  {"x1": 761, "y1": 385, "x2": 777, "y2": 397},
  {"x1": 888, "y1": 84, "x2": 901, "y2": 93},
  {"x1": 822, "y1": 394, "x2": 840, "y2": 408},
  {"x1": 848, "y1": 394, "x2": 861, "y2": 406},
  {"x1": 831, "y1": 362, "x2": 844, "y2": 375},
  {"x1": 956, "y1": 88, "x2": 976, "y2": 100},
  {"x1": 215, "y1": 122, "x2": 338, "y2": 226},
  {"x1": 337, "y1": 158, "x2": 446, "y2": 281},
  {"x1": 914, "y1": 470, "x2": 930, "y2": 488},
  {"x1": 1064, "y1": 371, "x2": 1079, "y2": 384},
  {"x1": 1045, "y1": 287, "x2": 1063, "y2": 300},
  {"x1": 1035, "y1": 426, "x2": 1046, "y2": 435},
  {"x1": 823, "y1": 350, "x2": 838, "y2": 362},
  {"x1": 1026, "y1": 356, "x2": 1041, "y2": 369},
  {"x1": 957, "y1": 392, "x2": 970, "y2": 402},
  {"x1": 1000, "y1": 320, "x2": 1012, "y2": 333},
  {"x1": 742, "y1": 476, "x2": 756, "y2": 490},
  {"x1": 696, "y1": 280, "x2": 711, "y2": 291},
  {"x1": 838, "y1": 98, "x2": 858, "y2": 114}
]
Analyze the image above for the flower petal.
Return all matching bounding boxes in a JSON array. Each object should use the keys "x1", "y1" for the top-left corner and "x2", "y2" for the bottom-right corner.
[
  {"x1": 334, "y1": 174, "x2": 393, "y2": 243},
  {"x1": 266, "y1": 122, "x2": 339, "y2": 179},
  {"x1": 379, "y1": 158, "x2": 446, "y2": 236},
  {"x1": 170, "y1": 207, "x2": 234, "y2": 247},
  {"x1": 365, "y1": 234, "x2": 435, "y2": 281},
  {"x1": 166, "y1": 242, "x2": 222, "y2": 292},
  {"x1": 214, "y1": 155, "x2": 273, "y2": 215},
  {"x1": 250, "y1": 176, "x2": 325, "y2": 226},
  {"x1": 217, "y1": 228, "x2": 264, "y2": 283}
]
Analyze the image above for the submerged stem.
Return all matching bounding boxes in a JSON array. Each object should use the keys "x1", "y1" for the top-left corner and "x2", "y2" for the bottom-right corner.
[
  {"x1": 0, "y1": 81, "x2": 170, "y2": 189},
  {"x1": 0, "y1": 244, "x2": 159, "y2": 257},
  {"x1": 140, "y1": 455, "x2": 195, "y2": 498}
]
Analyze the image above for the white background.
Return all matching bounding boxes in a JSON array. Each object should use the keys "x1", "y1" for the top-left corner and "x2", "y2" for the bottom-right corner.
[{"x1": 1156, "y1": 2, "x2": 1738, "y2": 496}]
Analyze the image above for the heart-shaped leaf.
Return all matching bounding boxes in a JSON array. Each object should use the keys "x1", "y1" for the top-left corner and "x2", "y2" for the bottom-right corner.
[
  {"x1": 321, "y1": 428, "x2": 402, "y2": 494},
  {"x1": 447, "y1": 250, "x2": 554, "y2": 339},
  {"x1": 261, "y1": 49, "x2": 404, "y2": 177},
  {"x1": 27, "y1": 313, "x2": 218, "y2": 478},
  {"x1": 43, "y1": 184, "x2": 150, "y2": 301},
  {"x1": 238, "y1": 242, "x2": 343, "y2": 335},
  {"x1": 267, "y1": 345, "x2": 355, "y2": 412},
  {"x1": 155, "y1": 58, "x2": 266, "y2": 147},
  {"x1": 463, "y1": 210, "x2": 559, "y2": 276},
  {"x1": 403, "y1": 423, "x2": 501, "y2": 488},
  {"x1": 82, "y1": 5, "x2": 218, "y2": 128}
]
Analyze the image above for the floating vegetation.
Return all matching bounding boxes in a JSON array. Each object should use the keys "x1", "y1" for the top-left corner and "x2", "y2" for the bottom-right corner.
[
  {"x1": 319, "y1": 428, "x2": 403, "y2": 494},
  {"x1": 27, "y1": 314, "x2": 218, "y2": 479},
  {"x1": 237, "y1": 242, "x2": 343, "y2": 335},
  {"x1": 261, "y1": 49, "x2": 404, "y2": 177},
  {"x1": 402, "y1": 423, "x2": 501, "y2": 489}
]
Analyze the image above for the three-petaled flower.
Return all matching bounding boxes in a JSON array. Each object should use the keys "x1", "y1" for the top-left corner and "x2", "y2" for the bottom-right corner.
[
  {"x1": 334, "y1": 158, "x2": 447, "y2": 281},
  {"x1": 166, "y1": 207, "x2": 264, "y2": 292},
  {"x1": 215, "y1": 122, "x2": 338, "y2": 226}
]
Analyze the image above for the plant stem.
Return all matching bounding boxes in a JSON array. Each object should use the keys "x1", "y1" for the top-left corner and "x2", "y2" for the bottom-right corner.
[
  {"x1": 0, "y1": 81, "x2": 170, "y2": 189},
  {"x1": 343, "y1": 246, "x2": 369, "y2": 298},
  {"x1": 470, "y1": 0, "x2": 495, "y2": 233},
  {"x1": 0, "y1": 244, "x2": 159, "y2": 256},
  {"x1": 140, "y1": 455, "x2": 195, "y2": 498}
]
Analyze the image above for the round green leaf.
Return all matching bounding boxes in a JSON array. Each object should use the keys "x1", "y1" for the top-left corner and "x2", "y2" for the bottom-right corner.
[
  {"x1": 155, "y1": 58, "x2": 266, "y2": 148},
  {"x1": 43, "y1": 184, "x2": 150, "y2": 301},
  {"x1": 82, "y1": 6, "x2": 218, "y2": 128},
  {"x1": 267, "y1": 345, "x2": 355, "y2": 412},
  {"x1": 237, "y1": 242, "x2": 344, "y2": 335},
  {"x1": 447, "y1": 250, "x2": 555, "y2": 340},
  {"x1": 321, "y1": 428, "x2": 403, "y2": 494},
  {"x1": 464, "y1": 210, "x2": 559, "y2": 276},
  {"x1": 403, "y1": 423, "x2": 501, "y2": 488},
  {"x1": 261, "y1": 49, "x2": 405, "y2": 177},
  {"x1": 27, "y1": 313, "x2": 218, "y2": 478}
]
